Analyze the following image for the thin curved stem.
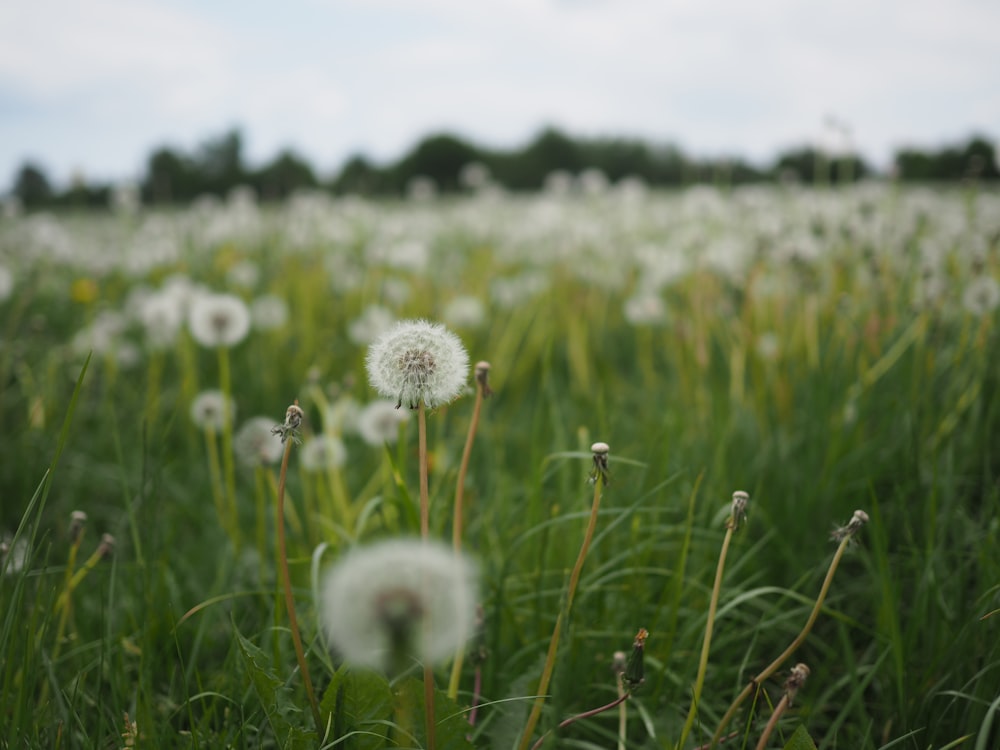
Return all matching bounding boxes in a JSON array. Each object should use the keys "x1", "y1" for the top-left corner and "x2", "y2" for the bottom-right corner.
[
  {"x1": 517, "y1": 476, "x2": 604, "y2": 750},
  {"x1": 710, "y1": 536, "x2": 850, "y2": 748}
]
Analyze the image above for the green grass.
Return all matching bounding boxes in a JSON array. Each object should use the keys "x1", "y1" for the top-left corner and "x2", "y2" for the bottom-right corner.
[{"x1": 1, "y1": 184, "x2": 998, "y2": 748}]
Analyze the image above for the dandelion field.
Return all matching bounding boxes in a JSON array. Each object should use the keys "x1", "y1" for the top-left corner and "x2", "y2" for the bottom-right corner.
[{"x1": 1, "y1": 181, "x2": 999, "y2": 749}]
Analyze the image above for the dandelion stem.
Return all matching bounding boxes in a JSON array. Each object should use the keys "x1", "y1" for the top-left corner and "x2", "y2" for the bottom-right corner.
[
  {"x1": 677, "y1": 522, "x2": 735, "y2": 749},
  {"x1": 753, "y1": 694, "x2": 790, "y2": 750},
  {"x1": 203, "y1": 425, "x2": 229, "y2": 542},
  {"x1": 448, "y1": 368, "x2": 489, "y2": 701},
  {"x1": 530, "y1": 692, "x2": 630, "y2": 750},
  {"x1": 710, "y1": 536, "x2": 851, "y2": 748},
  {"x1": 416, "y1": 401, "x2": 437, "y2": 750},
  {"x1": 217, "y1": 346, "x2": 240, "y2": 549},
  {"x1": 617, "y1": 671, "x2": 628, "y2": 750},
  {"x1": 417, "y1": 402, "x2": 430, "y2": 539},
  {"x1": 275, "y1": 432, "x2": 322, "y2": 732},
  {"x1": 518, "y1": 472, "x2": 605, "y2": 750}
]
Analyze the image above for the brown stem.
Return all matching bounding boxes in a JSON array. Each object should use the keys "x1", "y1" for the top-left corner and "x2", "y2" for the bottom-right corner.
[
  {"x1": 530, "y1": 692, "x2": 630, "y2": 750},
  {"x1": 753, "y1": 694, "x2": 790, "y2": 750}
]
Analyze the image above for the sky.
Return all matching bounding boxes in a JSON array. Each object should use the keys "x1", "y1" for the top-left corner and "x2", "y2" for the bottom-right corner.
[{"x1": 1, "y1": 0, "x2": 998, "y2": 187}]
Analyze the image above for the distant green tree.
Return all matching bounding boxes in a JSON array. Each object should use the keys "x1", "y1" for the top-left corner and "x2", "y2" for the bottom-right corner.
[
  {"x1": 389, "y1": 133, "x2": 481, "y2": 193},
  {"x1": 196, "y1": 128, "x2": 246, "y2": 194},
  {"x1": 12, "y1": 162, "x2": 53, "y2": 209},
  {"x1": 332, "y1": 154, "x2": 381, "y2": 195},
  {"x1": 894, "y1": 135, "x2": 998, "y2": 181},
  {"x1": 773, "y1": 146, "x2": 868, "y2": 184},
  {"x1": 142, "y1": 147, "x2": 196, "y2": 204},
  {"x1": 251, "y1": 150, "x2": 318, "y2": 200}
]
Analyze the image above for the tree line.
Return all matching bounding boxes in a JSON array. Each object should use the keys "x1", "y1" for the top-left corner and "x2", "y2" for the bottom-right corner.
[{"x1": 7, "y1": 127, "x2": 999, "y2": 210}]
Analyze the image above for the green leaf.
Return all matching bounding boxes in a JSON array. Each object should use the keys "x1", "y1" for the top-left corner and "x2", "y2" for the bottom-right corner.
[
  {"x1": 234, "y1": 624, "x2": 316, "y2": 750},
  {"x1": 319, "y1": 666, "x2": 394, "y2": 750},
  {"x1": 783, "y1": 724, "x2": 818, "y2": 750},
  {"x1": 394, "y1": 677, "x2": 475, "y2": 750}
]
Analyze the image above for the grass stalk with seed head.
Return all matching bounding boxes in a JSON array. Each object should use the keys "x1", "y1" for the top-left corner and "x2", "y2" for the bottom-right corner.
[
  {"x1": 677, "y1": 491, "x2": 749, "y2": 750},
  {"x1": 272, "y1": 403, "x2": 322, "y2": 732},
  {"x1": 448, "y1": 361, "x2": 492, "y2": 701},
  {"x1": 517, "y1": 442, "x2": 610, "y2": 750},
  {"x1": 710, "y1": 511, "x2": 868, "y2": 748}
]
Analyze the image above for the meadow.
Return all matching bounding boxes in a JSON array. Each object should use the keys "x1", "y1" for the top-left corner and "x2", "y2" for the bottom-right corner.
[{"x1": 1, "y1": 179, "x2": 998, "y2": 749}]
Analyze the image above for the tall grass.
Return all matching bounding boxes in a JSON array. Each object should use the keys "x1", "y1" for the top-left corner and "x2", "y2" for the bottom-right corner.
[{"x1": 1, "y1": 183, "x2": 998, "y2": 748}]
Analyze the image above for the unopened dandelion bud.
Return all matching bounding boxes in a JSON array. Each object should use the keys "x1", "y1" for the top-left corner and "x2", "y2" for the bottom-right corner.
[
  {"x1": 729, "y1": 490, "x2": 749, "y2": 531},
  {"x1": 623, "y1": 628, "x2": 648, "y2": 690},
  {"x1": 69, "y1": 510, "x2": 88, "y2": 544},
  {"x1": 784, "y1": 662, "x2": 810, "y2": 705},
  {"x1": 474, "y1": 361, "x2": 494, "y2": 397}
]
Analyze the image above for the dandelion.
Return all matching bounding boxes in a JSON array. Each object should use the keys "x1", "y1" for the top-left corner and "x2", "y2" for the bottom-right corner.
[
  {"x1": 623, "y1": 291, "x2": 667, "y2": 326},
  {"x1": 356, "y1": 400, "x2": 410, "y2": 445},
  {"x1": 365, "y1": 319, "x2": 469, "y2": 409},
  {"x1": 348, "y1": 304, "x2": 396, "y2": 346},
  {"x1": 250, "y1": 294, "x2": 290, "y2": 331},
  {"x1": 188, "y1": 292, "x2": 251, "y2": 348},
  {"x1": 299, "y1": 434, "x2": 347, "y2": 472},
  {"x1": 961, "y1": 275, "x2": 1000, "y2": 316},
  {"x1": 831, "y1": 508, "x2": 870, "y2": 542},
  {"x1": 320, "y1": 538, "x2": 477, "y2": 673},
  {"x1": 442, "y1": 295, "x2": 487, "y2": 329},
  {"x1": 137, "y1": 290, "x2": 184, "y2": 349},
  {"x1": 233, "y1": 417, "x2": 284, "y2": 467},
  {"x1": 190, "y1": 390, "x2": 236, "y2": 432}
]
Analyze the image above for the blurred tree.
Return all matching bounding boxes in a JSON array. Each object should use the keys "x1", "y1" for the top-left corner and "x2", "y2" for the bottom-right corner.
[
  {"x1": 895, "y1": 135, "x2": 999, "y2": 181},
  {"x1": 142, "y1": 147, "x2": 195, "y2": 204},
  {"x1": 12, "y1": 162, "x2": 53, "y2": 209},
  {"x1": 389, "y1": 133, "x2": 481, "y2": 193},
  {"x1": 332, "y1": 154, "x2": 381, "y2": 195},
  {"x1": 196, "y1": 128, "x2": 246, "y2": 193},
  {"x1": 251, "y1": 149, "x2": 318, "y2": 200}
]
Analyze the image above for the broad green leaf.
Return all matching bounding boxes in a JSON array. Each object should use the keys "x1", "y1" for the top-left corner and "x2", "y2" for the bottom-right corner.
[
  {"x1": 394, "y1": 677, "x2": 475, "y2": 750},
  {"x1": 234, "y1": 625, "x2": 316, "y2": 750},
  {"x1": 783, "y1": 724, "x2": 818, "y2": 750},
  {"x1": 320, "y1": 666, "x2": 394, "y2": 750}
]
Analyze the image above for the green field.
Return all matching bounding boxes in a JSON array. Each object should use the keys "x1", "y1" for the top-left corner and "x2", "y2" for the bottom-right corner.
[{"x1": 1, "y1": 181, "x2": 998, "y2": 749}]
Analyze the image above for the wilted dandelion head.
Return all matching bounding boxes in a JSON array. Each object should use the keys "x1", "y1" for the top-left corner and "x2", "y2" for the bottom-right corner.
[
  {"x1": 365, "y1": 319, "x2": 469, "y2": 409},
  {"x1": 233, "y1": 417, "x2": 284, "y2": 466},
  {"x1": 320, "y1": 539, "x2": 477, "y2": 673},
  {"x1": 190, "y1": 390, "x2": 236, "y2": 432},
  {"x1": 188, "y1": 292, "x2": 251, "y2": 348},
  {"x1": 832, "y1": 508, "x2": 870, "y2": 542},
  {"x1": 357, "y1": 400, "x2": 410, "y2": 446},
  {"x1": 300, "y1": 434, "x2": 347, "y2": 472}
]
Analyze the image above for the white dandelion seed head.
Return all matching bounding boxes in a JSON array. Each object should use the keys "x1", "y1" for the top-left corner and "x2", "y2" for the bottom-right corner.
[
  {"x1": 0, "y1": 265, "x2": 14, "y2": 302},
  {"x1": 348, "y1": 305, "x2": 396, "y2": 346},
  {"x1": 442, "y1": 295, "x2": 487, "y2": 330},
  {"x1": 962, "y1": 275, "x2": 1000, "y2": 317},
  {"x1": 250, "y1": 294, "x2": 290, "y2": 331},
  {"x1": 357, "y1": 400, "x2": 410, "y2": 446},
  {"x1": 300, "y1": 434, "x2": 347, "y2": 473},
  {"x1": 233, "y1": 417, "x2": 284, "y2": 466},
  {"x1": 188, "y1": 292, "x2": 251, "y2": 348},
  {"x1": 320, "y1": 539, "x2": 477, "y2": 671},
  {"x1": 190, "y1": 390, "x2": 236, "y2": 431},
  {"x1": 137, "y1": 290, "x2": 184, "y2": 349},
  {"x1": 365, "y1": 319, "x2": 469, "y2": 409}
]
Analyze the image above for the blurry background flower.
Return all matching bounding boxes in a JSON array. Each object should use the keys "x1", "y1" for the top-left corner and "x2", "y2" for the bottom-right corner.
[
  {"x1": 300, "y1": 434, "x2": 347, "y2": 472},
  {"x1": 190, "y1": 390, "x2": 236, "y2": 432},
  {"x1": 961, "y1": 274, "x2": 1000, "y2": 316},
  {"x1": 320, "y1": 538, "x2": 477, "y2": 672},
  {"x1": 188, "y1": 292, "x2": 251, "y2": 348},
  {"x1": 442, "y1": 295, "x2": 487, "y2": 330},
  {"x1": 250, "y1": 293, "x2": 290, "y2": 331},
  {"x1": 348, "y1": 304, "x2": 396, "y2": 346},
  {"x1": 357, "y1": 400, "x2": 410, "y2": 445},
  {"x1": 233, "y1": 416, "x2": 283, "y2": 466}
]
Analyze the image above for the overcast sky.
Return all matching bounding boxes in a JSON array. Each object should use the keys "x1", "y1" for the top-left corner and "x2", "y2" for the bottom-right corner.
[{"x1": 1, "y1": 0, "x2": 998, "y2": 187}]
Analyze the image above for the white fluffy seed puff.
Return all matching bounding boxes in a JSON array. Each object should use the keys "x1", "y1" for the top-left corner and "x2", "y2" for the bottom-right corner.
[
  {"x1": 321, "y1": 539, "x2": 477, "y2": 673},
  {"x1": 365, "y1": 319, "x2": 469, "y2": 409}
]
